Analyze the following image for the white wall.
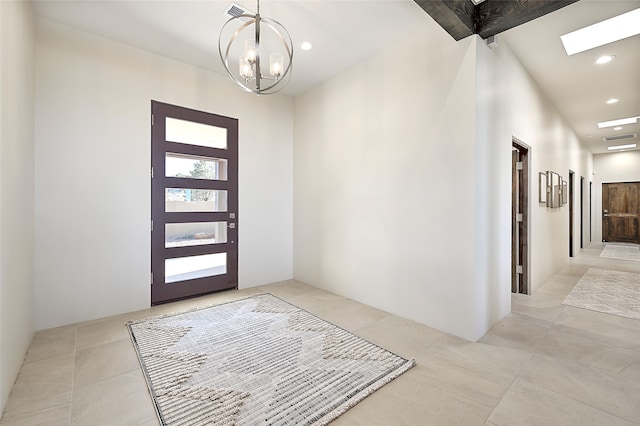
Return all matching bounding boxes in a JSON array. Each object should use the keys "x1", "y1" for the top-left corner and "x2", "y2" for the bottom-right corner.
[
  {"x1": 294, "y1": 17, "x2": 482, "y2": 341},
  {"x1": 34, "y1": 20, "x2": 293, "y2": 330},
  {"x1": 0, "y1": 0, "x2": 35, "y2": 412},
  {"x1": 593, "y1": 151, "x2": 640, "y2": 242},
  {"x1": 293, "y1": 15, "x2": 592, "y2": 341},
  {"x1": 474, "y1": 37, "x2": 512, "y2": 337}
]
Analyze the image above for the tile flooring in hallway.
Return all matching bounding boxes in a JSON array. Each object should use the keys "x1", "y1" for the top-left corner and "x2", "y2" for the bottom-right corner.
[{"x1": 1, "y1": 243, "x2": 639, "y2": 425}]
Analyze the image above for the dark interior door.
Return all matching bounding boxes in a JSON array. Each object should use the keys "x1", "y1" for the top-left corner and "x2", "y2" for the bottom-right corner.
[
  {"x1": 151, "y1": 101, "x2": 239, "y2": 304},
  {"x1": 511, "y1": 142, "x2": 528, "y2": 294},
  {"x1": 602, "y1": 182, "x2": 640, "y2": 244},
  {"x1": 580, "y1": 176, "x2": 584, "y2": 249},
  {"x1": 569, "y1": 171, "x2": 574, "y2": 257}
]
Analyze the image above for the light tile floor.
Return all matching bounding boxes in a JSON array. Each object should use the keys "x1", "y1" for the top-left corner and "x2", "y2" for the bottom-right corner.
[{"x1": 1, "y1": 242, "x2": 639, "y2": 425}]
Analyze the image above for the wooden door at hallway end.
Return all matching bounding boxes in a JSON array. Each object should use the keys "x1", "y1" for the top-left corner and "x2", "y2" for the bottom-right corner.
[{"x1": 602, "y1": 182, "x2": 639, "y2": 244}]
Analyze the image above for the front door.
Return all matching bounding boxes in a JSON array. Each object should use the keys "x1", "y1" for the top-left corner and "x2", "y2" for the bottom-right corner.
[
  {"x1": 602, "y1": 182, "x2": 640, "y2": 244},
  {"x1": 151, "y1": 101, "x2": 239, "y2": 304}
]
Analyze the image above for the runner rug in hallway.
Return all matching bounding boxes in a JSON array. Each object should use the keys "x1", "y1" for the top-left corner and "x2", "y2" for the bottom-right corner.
[
  {"x1": 599, "y1": 244, "x2": 640, "y2": 261},
  {"x1": 127, "y1": 294, "x2": 415, "y2": 426},
  {"x1": 563, "y1": 268, "x2": 640, "y2": 319}
]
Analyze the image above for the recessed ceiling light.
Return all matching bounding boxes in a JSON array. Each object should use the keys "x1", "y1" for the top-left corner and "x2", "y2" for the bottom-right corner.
[
  {"x1": 608, "y1": 143, "x2": 637, "y2": 151},
  {"x1": 613, "y1": 126, "x2": 623, "y2": 131},
  {"x1": 597, "y1": 116, "x2": 639, "y2": 128},
  {"x1": 560, "y1": 8, "x2": 640, "y2": 55},
  {"x1": 595, "y1": 55, "x2": 615, "y2": 64},
  {"x1": 300, "y1": 41, "x2": 313, "y2": 51},
  {"x1": 606, "y1": 98, "x2": 619, "y2": 104}
]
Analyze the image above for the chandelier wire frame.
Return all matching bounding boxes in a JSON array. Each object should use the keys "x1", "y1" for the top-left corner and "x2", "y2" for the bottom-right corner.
[{"x1": 218, "y1": 4, "x2": 293, "y2": 95}]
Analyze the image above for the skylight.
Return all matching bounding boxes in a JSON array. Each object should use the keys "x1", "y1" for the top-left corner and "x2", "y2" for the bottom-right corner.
[{"x1": 560, "y1": 8, "x2": 640, "y2": 55}]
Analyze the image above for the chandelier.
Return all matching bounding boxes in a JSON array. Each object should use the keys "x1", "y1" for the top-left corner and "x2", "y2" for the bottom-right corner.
[{"x1": 218, "y1": 0, "x2": 293, "y2": 95}]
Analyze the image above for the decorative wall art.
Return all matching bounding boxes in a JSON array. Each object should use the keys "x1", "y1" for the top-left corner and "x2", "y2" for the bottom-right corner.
[
  {"x1": 549, "y1": 171, "x2": 561, "y2": 208},
  {"x1": 538, "y1": 172, "x2": 547, "y2": 203},
  {"x1": 539, "y1": 171, "x2": 566, "y2": 208}
]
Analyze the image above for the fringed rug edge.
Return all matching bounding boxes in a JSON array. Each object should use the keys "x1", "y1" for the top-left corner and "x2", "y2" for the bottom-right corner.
[{"x1": 314, "y1": 357, "x2": 416, "y2": 426}]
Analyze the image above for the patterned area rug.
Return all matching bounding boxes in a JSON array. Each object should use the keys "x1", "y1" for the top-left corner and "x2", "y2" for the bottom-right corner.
[
  {"x1": 127, "y1": 294, "x2": 415, "y2": 425},
  {"x1": 599, "y1": 244, "x2": 640, "y2": 261},
  {"x1": 563, "y1": 268, "x2": 640, "y2": 319}
]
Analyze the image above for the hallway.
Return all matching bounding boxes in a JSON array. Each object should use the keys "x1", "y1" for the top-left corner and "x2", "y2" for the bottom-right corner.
[{"x1": 1, "y1": 243, "x2": 639, "y2": 425}]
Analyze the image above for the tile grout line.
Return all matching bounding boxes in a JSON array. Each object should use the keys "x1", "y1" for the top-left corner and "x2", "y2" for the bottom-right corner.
[
  {"x1": 508, "y1": 375, "x2": 638, "y2": 425},
  {"x1": 482, "y1": 269, "x2": 569, "y2": 426},
  {"x1": 482, "y1": 328, "x2": 540, "y2": 426},
  {"x1": 483, "y1": 371, "x2": 520, "y2": 426},
  {"x1": 515, "y1": 249, "x2": 640, "y2": 425},
  {"x1": 68, "y1": 326, "x2": 78, "y2": 426}
]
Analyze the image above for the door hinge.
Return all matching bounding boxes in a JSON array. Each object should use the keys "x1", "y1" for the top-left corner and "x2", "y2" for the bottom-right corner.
[
  {"x1": 516, "y1": 213, "x2": 523, "y2": 222},
  {"x1": 516, "y1": 265, "x2": 523, "y2": 274},
  {"x1": 151, "y1": 114, "x2": 154, "y2": 126},
  {"x1": 516, "y1": 161, "x2": 524, "y2": 170},
  {"x1": 151, "y1": 167, "x2": 154, "y2": 179},
  {"x1": 151, "y1": 220, "x2": 153, "y2": 232},
  {"x1": 150, "y1": 272, "x2": 153, "y2": 285}
]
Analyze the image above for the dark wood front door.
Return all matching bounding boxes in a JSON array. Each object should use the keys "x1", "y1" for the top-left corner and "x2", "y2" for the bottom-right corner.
[
  {"x1": 151, "y1": 101, "x2": 239, "y2": 304},
  {"x1": 602, "y1": 182, "x2": 640, "y2": 244}
]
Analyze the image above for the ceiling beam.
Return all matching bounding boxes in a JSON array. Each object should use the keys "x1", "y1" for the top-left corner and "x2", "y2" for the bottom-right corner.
[
  {"x1": 476, "y1": 0, "x2": 580, "y2": 39},
  {"x1": 413, "y1": 0, "x2": 475, "y2": 41},
  {"x1": 414, "y1": 0, "x2": 580, "y2": 41}
]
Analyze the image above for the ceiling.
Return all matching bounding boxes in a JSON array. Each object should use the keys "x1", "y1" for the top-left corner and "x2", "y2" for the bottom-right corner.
[
  {"x1": 32, "y1": 0, "x2": 640, "y2": 154},
  {"x1": 499, "y1": 0, "x2": 640, "y2": 154}
]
